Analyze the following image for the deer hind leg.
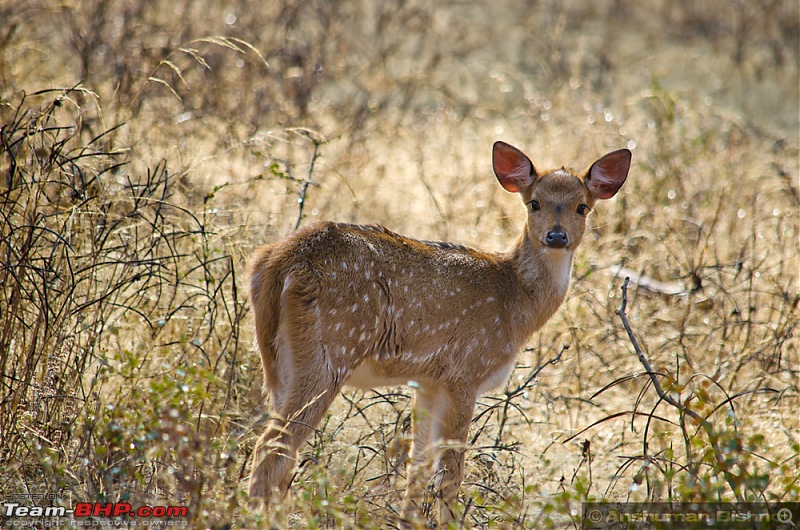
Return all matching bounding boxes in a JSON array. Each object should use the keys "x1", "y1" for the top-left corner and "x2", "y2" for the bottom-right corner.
[
  {"x1": 248, "y1": 348, "x2": 340, "y2": 502},
  {"x1": 248, "y1": 295, "x2": 340, "y2": 504}
]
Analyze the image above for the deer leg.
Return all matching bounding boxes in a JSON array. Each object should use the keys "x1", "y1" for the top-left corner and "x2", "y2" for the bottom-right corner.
[
  {"x1": 248, "y1": 327, "x2": 340, "y2": 504},
  {"x1": 400, "y1": 385, "x2": 446, "y2": 525},
  {"x1": 248, "y1": 373, "x2": 339, "y2": 502},
  {"x1": 435, "y1": 388, "x2": 475, "y2": 525}
]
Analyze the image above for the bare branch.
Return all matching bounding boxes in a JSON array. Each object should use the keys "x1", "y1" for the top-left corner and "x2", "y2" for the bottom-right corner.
[{"x1": 615, "y1": 277, "x2": 745, "y2": 503}]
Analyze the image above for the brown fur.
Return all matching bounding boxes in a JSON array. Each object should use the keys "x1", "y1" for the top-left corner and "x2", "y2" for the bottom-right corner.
[{"x1": 247, "y1": 141, "x2": 631, "y2": 525}]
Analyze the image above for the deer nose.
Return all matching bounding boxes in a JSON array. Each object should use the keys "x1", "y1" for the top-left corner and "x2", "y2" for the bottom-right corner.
[{"x1": 545, "y1": 228, "x2": 568, "y2": 249}]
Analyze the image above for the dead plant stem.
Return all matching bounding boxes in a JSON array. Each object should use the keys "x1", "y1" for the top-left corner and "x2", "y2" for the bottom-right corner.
[{"x1": 615, "y1": 277, "x2": 745, "y2": 503}]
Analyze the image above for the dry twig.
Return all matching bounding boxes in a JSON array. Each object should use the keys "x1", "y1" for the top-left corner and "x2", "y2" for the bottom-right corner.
[{"x1": 615, "y1": 277, "x2": 745, "y2": 503}]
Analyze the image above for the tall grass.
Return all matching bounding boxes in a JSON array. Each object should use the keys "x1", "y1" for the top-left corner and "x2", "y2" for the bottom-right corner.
[{"x1": 0, "y1": 86, "x2": 249, "y2": 523}]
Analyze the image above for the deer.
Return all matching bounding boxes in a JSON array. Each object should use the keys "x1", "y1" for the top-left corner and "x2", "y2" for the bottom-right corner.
[{"x1": 247, "y1": 141, "x2": 631, "y2": 525}]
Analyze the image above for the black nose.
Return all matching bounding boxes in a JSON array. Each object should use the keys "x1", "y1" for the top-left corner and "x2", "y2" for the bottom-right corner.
[{"x1": 545, "y1": 228, "x2": 568, "y2": 249}]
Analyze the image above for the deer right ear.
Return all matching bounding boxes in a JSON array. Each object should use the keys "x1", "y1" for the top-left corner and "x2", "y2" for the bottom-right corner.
[{"x1": 493, "y1": 141, "x2": 536, "y2": 193}]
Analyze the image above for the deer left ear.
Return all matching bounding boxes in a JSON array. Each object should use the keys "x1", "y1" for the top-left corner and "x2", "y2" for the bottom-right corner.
[{"x1": 585, "y1": 149, "x2": 631, "y2": 200}]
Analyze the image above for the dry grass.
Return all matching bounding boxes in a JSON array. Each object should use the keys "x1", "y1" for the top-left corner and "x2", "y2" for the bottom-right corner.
[{"x1": 1, "y1": 0, "x2": 798, "y2": 528}]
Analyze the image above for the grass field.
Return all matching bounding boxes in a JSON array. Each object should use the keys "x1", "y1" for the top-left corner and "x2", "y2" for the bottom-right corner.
[{"x1": 1, "y1": 0, "x2": 798, "y2": 528}]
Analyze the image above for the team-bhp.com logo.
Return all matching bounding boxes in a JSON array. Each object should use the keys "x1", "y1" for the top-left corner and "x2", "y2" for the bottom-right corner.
[
  {"x1": 72, "y1": 503, "x2": 187, "y2": 518},
  {"x1": 3, "y1": 501, "x2": 188, "y2": 526}
]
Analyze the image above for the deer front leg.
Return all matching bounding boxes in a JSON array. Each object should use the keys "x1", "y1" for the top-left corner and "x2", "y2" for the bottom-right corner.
[
  {"x1": 401, "y1": 386, "x2": 446, "y2": 526},
  {"x1": 435, "y1": 387, "x2": 476, "y2": 525},
  {"x1": 399, "y1": 385, "x2": 476, "y2": 527}
]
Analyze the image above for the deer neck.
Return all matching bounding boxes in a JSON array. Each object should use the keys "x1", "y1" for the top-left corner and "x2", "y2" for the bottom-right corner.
[{"x1": 503, "y1": 229, "x2": 574, "y2": 334}]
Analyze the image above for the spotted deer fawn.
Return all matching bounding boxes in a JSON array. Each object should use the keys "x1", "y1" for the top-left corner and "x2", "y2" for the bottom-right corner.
[{"x1": 247, "y1": 141, "x2": 631, "y2": 524}]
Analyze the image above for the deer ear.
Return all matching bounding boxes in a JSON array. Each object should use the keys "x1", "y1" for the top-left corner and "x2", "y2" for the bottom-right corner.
[
  {"x1": 493, "y1": 141, "x2": 536, "y2": 193},
  {"x1": 585, "y1": 149, "x2": 631, "y2": 200}
]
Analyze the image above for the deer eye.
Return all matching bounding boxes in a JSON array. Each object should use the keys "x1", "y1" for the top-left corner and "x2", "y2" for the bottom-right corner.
[
  {"x1": 577, "y1": 204, "x2": 590, "y2": 216},
  {"x1": 529, "y1": 199, "x2": 540, "y2": 212}
]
